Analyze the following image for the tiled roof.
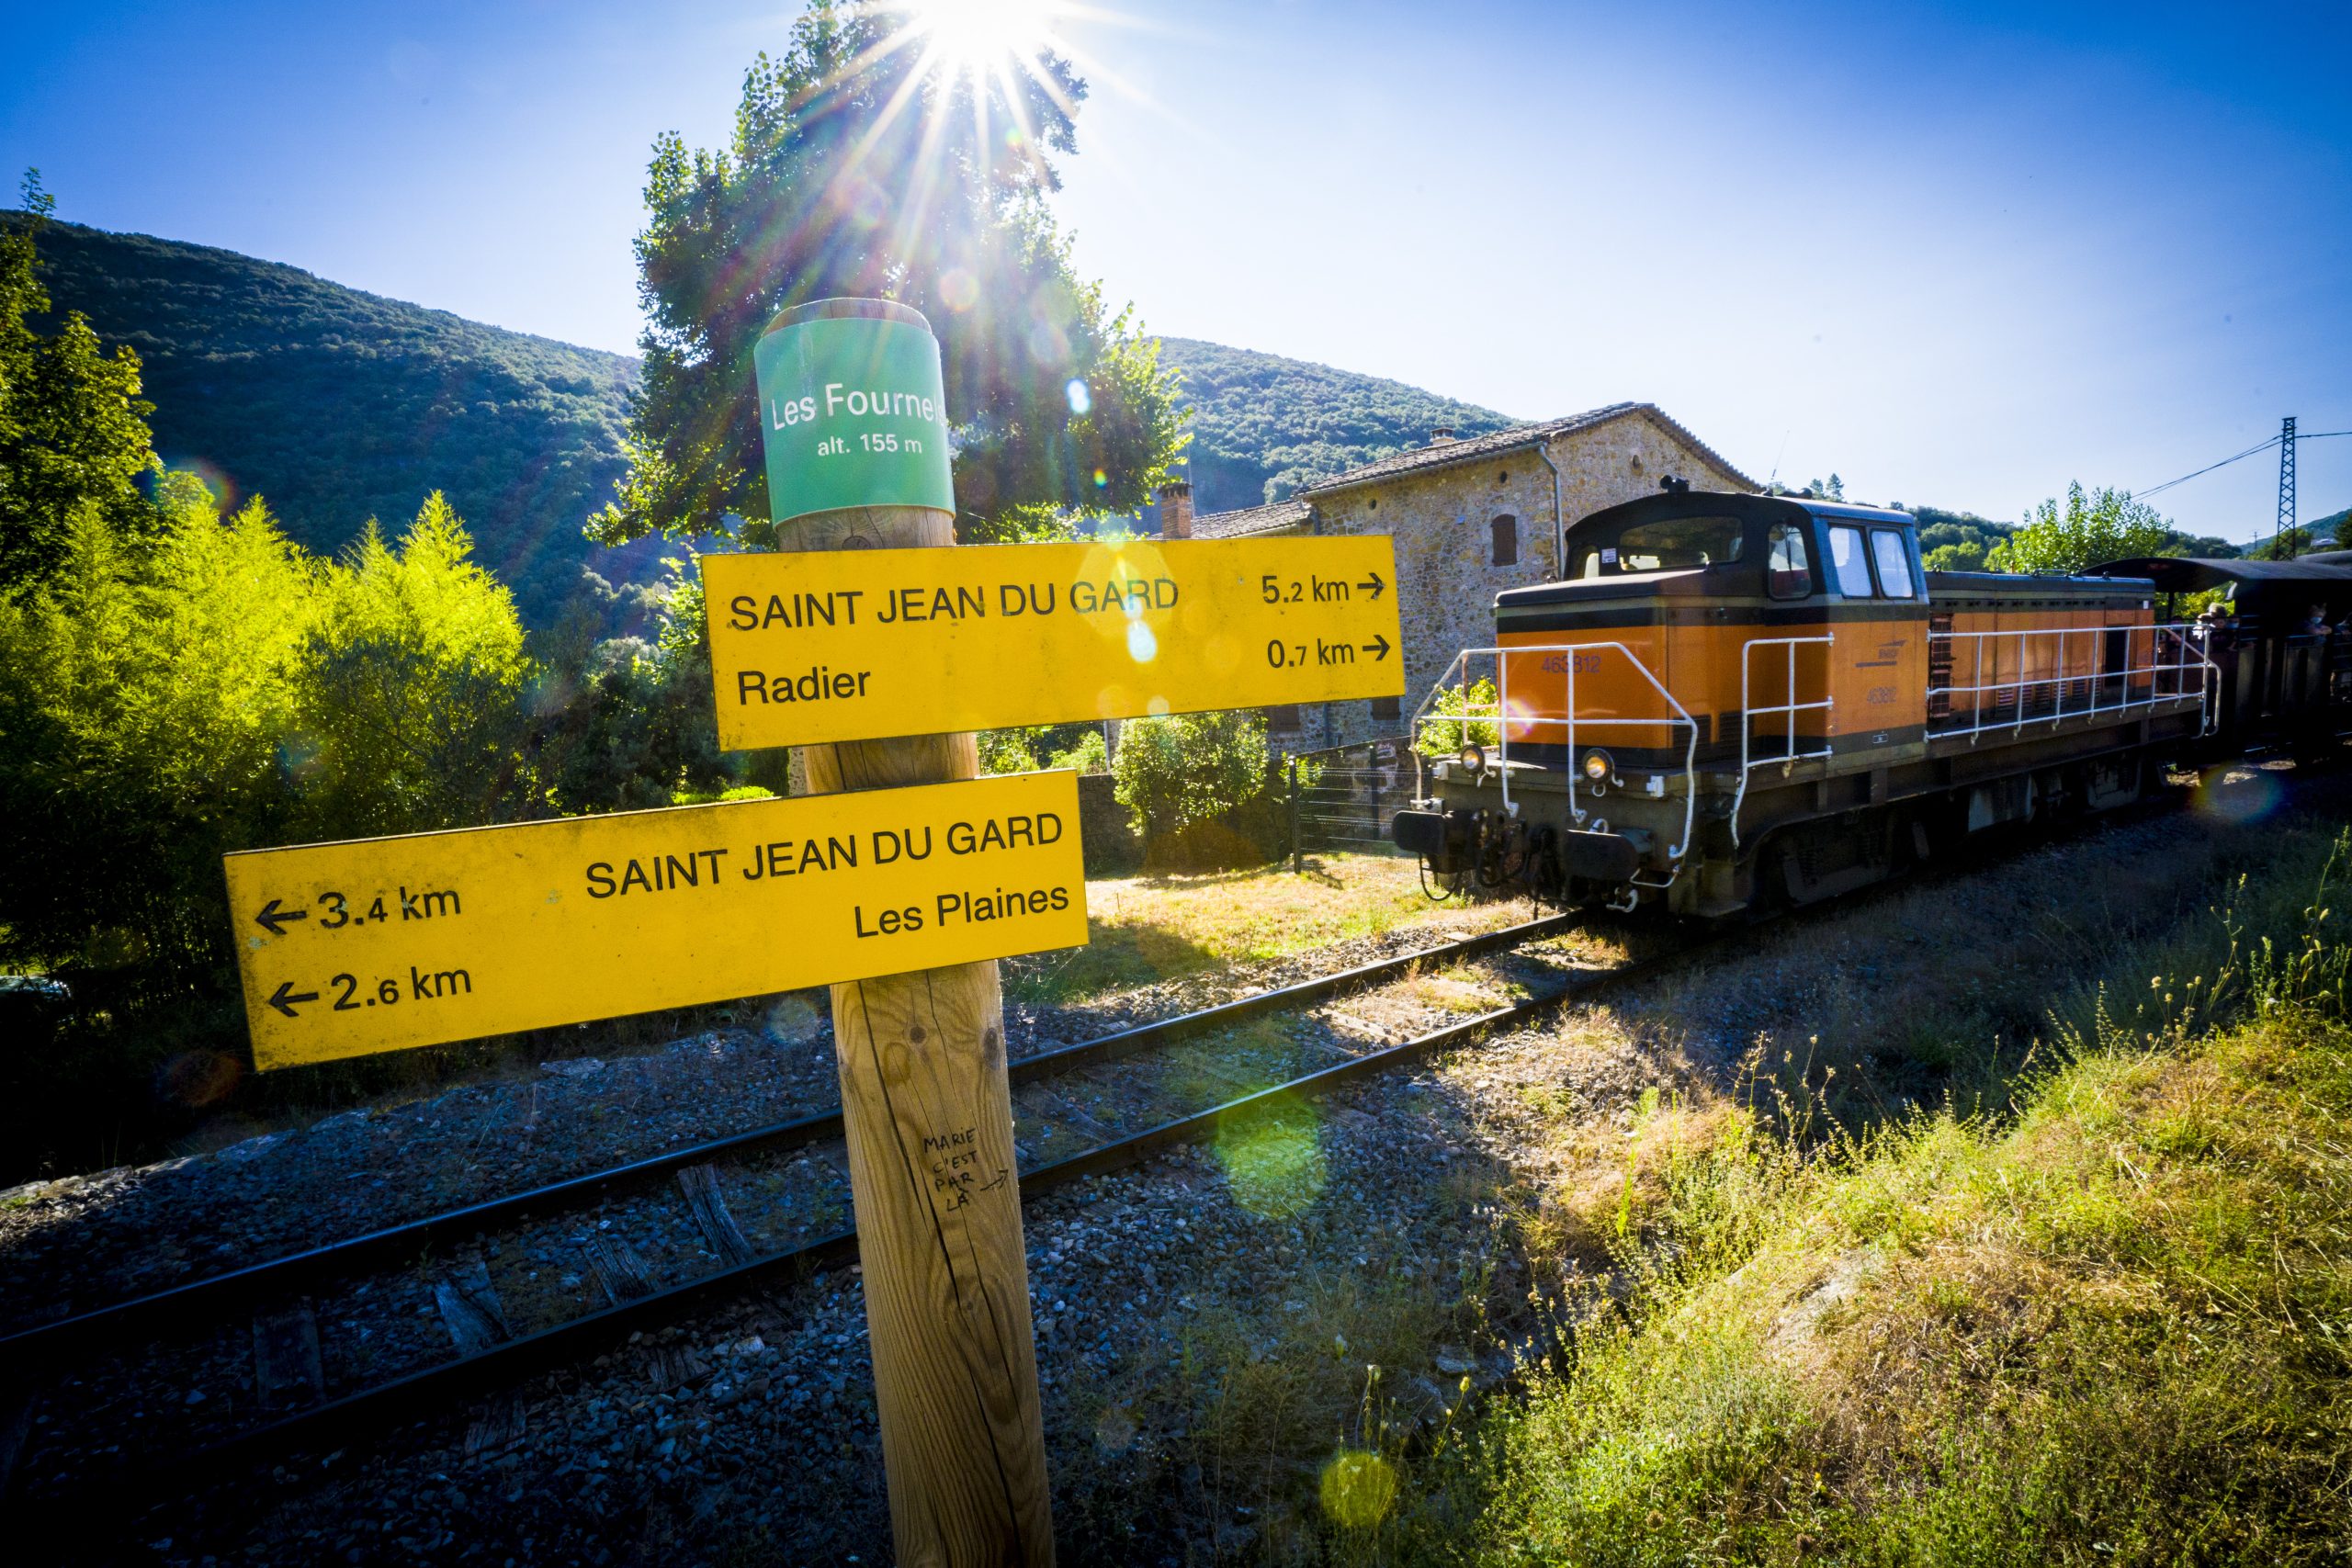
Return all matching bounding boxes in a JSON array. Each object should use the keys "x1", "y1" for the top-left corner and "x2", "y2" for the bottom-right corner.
[
  {"x1": 1191, "y1": 497, "x2": 1313, "y2": 539},
  {"x1": 1185, "y1": 402, "x2": 1754, "y2": 540},
  {"x1": 1301, "y1": 402, "x2": 1754, "y2": 496}
]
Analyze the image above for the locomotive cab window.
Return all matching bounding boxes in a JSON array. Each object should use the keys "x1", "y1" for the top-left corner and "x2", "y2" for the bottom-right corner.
[
  {"x1": 1870, "y1": 528, "x2": 1916, "y2": 599},
  {"x1": 1826, "y1": 525, "x2": 1877, "y2": 598},
  {"x1": 1767, "y1": 523, "x2": 1813, "y2": 599},
  {"x1": 1573, "y1": 513, "x2": 1744, "y2": 577}
]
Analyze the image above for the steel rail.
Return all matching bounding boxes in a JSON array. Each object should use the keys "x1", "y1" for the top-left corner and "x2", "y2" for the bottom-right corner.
[
  {"x1": 0, "y1": 912, "x2": 1579, "y2": 1366},
  {"x1": 25, "y1": 923, "x2": 1720, "y2": 1525},
  {"x1": 28, "y1": 767, "x2": 2304, "y2": 1529}
]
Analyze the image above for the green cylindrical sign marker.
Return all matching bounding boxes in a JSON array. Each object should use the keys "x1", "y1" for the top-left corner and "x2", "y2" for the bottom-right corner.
[{"x1": 753, "y1": 298, "x2": 956, "y2": 525}]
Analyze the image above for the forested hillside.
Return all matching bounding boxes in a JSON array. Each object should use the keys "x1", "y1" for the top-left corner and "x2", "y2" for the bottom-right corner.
[
  {"x1": 20, "y1": 220, "x2": 669, "y2": 626},
  {"x1": 22, "y1": 222, "x2": 1538, "y2": 613},
  {"x1": 1155, "y1": 337, "x2": 1518, "y2": 513}
]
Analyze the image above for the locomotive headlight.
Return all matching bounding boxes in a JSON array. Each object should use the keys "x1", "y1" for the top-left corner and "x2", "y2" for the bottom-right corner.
[
  {"x1": 1582, "y1": 749, "x2": 1613, "y2": 783},
  {"x1": 1459, "y1": 742, "x2": 1487, "y2": 776}
]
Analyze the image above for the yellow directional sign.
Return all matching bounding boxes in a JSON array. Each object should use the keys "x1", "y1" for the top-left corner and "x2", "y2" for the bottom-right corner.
[
  {"x1": 702, "y1": 536, "x2": 1405, "y2": 750},
  {"x1": 223, "y1": 773, "x2": 1087, "y2": 1069}
]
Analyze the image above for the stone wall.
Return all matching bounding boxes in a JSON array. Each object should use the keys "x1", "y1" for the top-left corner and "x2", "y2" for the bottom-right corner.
[{"x1": 1075, "y1": 772, "x2": 1140, "y2": 874}]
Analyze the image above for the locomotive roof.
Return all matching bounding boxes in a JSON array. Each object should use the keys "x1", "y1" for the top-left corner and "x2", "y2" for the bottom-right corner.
[
  {"x1": 2091, "y1": 555, "x2": 2352, "y2": 592},
  {"x1": 1566, "y1": 489, "x2": 1913, "y2": 536}
]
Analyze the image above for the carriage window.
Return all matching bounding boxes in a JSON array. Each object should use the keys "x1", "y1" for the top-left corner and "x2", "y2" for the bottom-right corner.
[
  {"x1": 1826, "y1": 525, "x2": 1875, "y2": 597},
  {"x1": 1612, "y1": 514, "x2": 1744, "y2": 572},
  {"x1": 1870, "y1": 528, "x2": 1916, "y2": 599},
  {"x1": 1767, "y1": 524, "x2": 1813, "y2": 600}
]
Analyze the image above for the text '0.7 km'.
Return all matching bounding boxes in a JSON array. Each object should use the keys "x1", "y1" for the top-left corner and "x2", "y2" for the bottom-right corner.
[
  {"x1": 701, "y1": 535, "x2": 1405, "y2": 750},
  {"x1": 222, "y1": 772, "x2": 1088, "y2": 1069}
]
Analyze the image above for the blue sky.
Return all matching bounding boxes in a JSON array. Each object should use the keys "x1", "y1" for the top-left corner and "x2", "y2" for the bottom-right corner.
[{"x1": 4, "y1": 0, "x2": 2346, "y2": 537}]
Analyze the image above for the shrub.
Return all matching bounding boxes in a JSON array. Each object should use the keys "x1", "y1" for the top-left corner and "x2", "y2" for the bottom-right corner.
[
  {"x1": 1046, "y1": 727, "x2": 1109, "y2": 774},
  {"x1": 977, "y1": 728, "x2": 1041, "y2": 775},
  {"x1": 0, "y1": 485, "x2": 729, "y2": 1179},
  {"x1": 1112, "y1": 709, "x2": 1283, "y2": 868},
  {"x1": 1414, "y1": 676, "x2": 1499, "y2": 761}
]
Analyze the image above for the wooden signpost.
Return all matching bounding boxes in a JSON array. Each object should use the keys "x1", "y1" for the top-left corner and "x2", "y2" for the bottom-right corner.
[{"x1": 754, "y1": 297, "x2": 1055, "y2": 1566}]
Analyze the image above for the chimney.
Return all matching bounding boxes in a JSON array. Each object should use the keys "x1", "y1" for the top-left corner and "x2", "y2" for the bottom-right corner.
[
  {"x1": 1430, "y1": 425, "x2": 1456, "y2": 445},
  {"x1": 1158, "y1": 479, "x2": 1193, "y2": 539}
]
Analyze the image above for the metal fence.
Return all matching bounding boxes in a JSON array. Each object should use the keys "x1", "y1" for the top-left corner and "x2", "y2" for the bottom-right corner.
[{"x1": 1284, "y1": 736, "x2": 1415, "y2": 863}]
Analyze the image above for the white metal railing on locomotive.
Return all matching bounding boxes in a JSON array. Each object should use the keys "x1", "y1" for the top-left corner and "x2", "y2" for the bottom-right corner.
[
  {"x1": 1926, "y1": 624, "x2": 2215, "y2": 743},
  {"x1": 1408, "y1": 643, "x2": 1701, "y2": 869}
]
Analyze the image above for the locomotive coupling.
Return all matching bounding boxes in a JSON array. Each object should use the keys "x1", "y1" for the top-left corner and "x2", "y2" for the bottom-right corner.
[
  {"x1": 1391, "y1": 807, "x2": 1475, "y2": 873},
  {"x1": 1555, "y1": 826, "x2": 1643, "y2": 884},
  {"x1": 1393, "y1": 807, "x2": 1645, "y2": 889}
]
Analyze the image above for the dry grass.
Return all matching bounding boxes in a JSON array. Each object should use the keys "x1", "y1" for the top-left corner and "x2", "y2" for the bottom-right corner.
[
  {"x1": 1006, "y1": 853, "x2": 1538, "y2": 1006},
  {"x1": 1511, "y1": 1090, "x2": 1746, "y2": 1269},
  {"x1": 1401, "y1": 964, "x2": 1507, "y2": 1016}
]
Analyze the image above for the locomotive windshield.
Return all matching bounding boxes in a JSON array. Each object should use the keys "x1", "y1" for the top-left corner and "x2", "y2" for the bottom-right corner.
[{"x1": 1570, "y1": 513, "x2": 1745, "y2": 578}]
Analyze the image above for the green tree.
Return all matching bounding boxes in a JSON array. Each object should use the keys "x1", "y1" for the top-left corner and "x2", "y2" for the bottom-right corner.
[
  {"x1": 528, "y1": 558, "x2": 732, "y2": 815},
  {"x1": 1986, "y1": 482, "x2": 2179, "y2": 574},
  {"x1": 1414, "y1": 677, "x2": 1501, "y2": 760},
  {"x1": 289, "y1": 493, "x2": 535, "y2": 838},
  {"x1": 1113, "y1": 709, "x2": 1278, "y2": 863},
  {"x1": 0, "y1": 480, "x2": 308, "y2": 982},
  {"x1": 590, "y1": 0, "x2": 1183, "y2": 549},
  {"x1": 2247, "y1": 526, "x2": 2317, "y2": 562},
  {"x1": 0, "y1": 173, "x2": 159, "y2": 593}
]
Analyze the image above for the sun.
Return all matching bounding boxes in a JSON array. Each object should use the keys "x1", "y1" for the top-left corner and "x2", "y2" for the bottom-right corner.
[{"x1": 900, "y1": 0, "x2": 1063, "y2": 75}]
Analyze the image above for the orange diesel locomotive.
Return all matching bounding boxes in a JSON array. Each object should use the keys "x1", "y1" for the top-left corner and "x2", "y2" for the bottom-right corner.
[{"x1": 1392, "y1": 486, "x2": 2212, "y2": 915}]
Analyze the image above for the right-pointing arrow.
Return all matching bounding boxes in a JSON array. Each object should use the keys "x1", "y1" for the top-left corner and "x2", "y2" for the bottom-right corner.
[
  {"x1": 267, "y1": 981, "x2": 320, "y2": 1019},
  {"x1": 1362, "y1": 634, "x2": 1392, "y2": 661},
  {"x1": 1357, "y1": 571, "x2": 1387, "y2": 600}
]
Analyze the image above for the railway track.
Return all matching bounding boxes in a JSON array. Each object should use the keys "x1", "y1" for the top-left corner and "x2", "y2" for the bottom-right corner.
[
  {"x1": 9, "y1": 762, "x2": 2297, "y2": 1535},
  {"x1": 4, "y1": 908, "x2": 1608, "y2": 1520}
]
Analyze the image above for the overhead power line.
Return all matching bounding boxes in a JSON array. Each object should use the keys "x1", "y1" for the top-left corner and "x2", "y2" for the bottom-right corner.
[{"x1": 2136, "y1": 435, "x2": 2280, "y2": 498}]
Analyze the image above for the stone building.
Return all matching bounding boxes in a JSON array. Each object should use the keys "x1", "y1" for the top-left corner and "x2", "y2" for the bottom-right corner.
[{"x1": 1160, "y1": 402, "x2": 1751, "y2": 751}]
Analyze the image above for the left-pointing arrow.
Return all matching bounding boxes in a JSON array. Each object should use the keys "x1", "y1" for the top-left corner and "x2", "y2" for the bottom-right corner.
[
  {"x1": 267, "y1": 981, "x2": 320, "y2": 1019},
  {"x1": 254, "y1": 898, "x2": 308, "y2": 937}
]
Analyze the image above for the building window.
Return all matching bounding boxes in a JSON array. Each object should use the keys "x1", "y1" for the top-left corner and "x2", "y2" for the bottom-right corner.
[
  {"x1": 1371, "y1": 695, "x2": 1402, "y2": 723},
  {"x1": 1266, "y1": 705, "x2": 1302, "y2": 732},
  {"x1": 1491, "y1": 513, "x2": 1519, "y2": 566}
]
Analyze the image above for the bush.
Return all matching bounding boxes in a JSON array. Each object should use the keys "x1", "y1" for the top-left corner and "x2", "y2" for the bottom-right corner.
[
  {"x1": 1414, "y1": 676, "x2": 1499, "y2": 761},
  {"x1": 1046, "y1": 727, "x2": 1110, "y2": 774},
  {"x1": 977, "y1": 728, "x2": 1041, "y2": 775},
  {"x1": 1112, "y1": 709, "x2": 1285, "y2": 869}
]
